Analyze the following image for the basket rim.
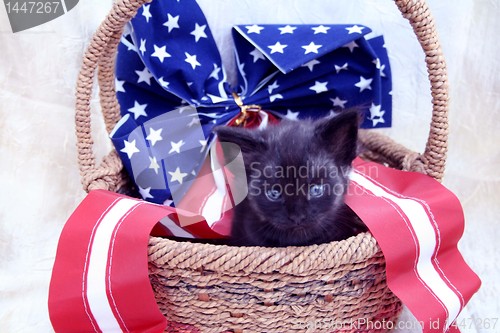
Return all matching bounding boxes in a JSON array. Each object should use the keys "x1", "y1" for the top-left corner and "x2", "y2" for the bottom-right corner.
[{"x1": 148, "y1": 231, "x2": 382, "y2": 275}]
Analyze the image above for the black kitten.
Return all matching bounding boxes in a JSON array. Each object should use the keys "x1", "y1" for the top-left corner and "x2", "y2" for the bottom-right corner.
[{"x1": 215, "y1": 110, "x2": 367, "y2": 247}]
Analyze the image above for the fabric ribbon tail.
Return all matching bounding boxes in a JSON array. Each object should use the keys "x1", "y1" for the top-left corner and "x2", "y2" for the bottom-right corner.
[
  {"x1": 345, "y1": 158, "x2": 481, "y2": 333},
  {"x1": 48, "y1": 190, "x2": 175, "y2": 333}
]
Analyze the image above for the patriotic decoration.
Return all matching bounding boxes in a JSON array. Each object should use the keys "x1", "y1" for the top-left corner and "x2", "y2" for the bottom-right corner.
[
  {"x1": 346, "y1": 159, "x2": 481, "y2": 333},
  {"x1": 48, "y1": 159, "x2": 481, "y2": 333},
  {"x1": 111, "y1": 0, "x2": 392, "y2": 211}
]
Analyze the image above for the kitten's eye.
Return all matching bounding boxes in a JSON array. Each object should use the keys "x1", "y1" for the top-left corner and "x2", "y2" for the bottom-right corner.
[
  {"x1": 309, "y1": 184, "x2": 325, "y2": 198},
  {"x1": 265, "y1": 188, "x2": 282, "y2": 201}
]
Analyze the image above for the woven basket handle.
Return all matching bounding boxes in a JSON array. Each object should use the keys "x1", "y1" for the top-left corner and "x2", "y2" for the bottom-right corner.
[{"x1": 76, "y1": 0, "x2": 449, "y2": 186}]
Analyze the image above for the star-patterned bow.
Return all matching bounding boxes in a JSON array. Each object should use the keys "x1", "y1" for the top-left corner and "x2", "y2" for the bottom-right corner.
[{"x1": 110, "y1": 0, "x2": 392, "y2": 205}]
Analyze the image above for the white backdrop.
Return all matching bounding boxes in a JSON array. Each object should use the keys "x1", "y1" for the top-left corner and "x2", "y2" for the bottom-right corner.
[{"x1": 0, "y1": 0, "x2": 498, "y2": 332}]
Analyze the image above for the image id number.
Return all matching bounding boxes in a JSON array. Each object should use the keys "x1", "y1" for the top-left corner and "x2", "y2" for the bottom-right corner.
[
  {"x1": 453, "y1": 317, "x2": 498, "y2": 331},
  {"x1": 5, "y1": 1, "x2": 62, "y2": 14}
]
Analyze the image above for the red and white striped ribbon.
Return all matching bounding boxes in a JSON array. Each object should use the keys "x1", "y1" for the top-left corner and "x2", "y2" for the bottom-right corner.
[
  {"x1": 49, "y1": 160, "x2": 480, "y2": 332},
  {"x1": 346, "y1": 159, "x2": 481, "y2": 333},
  {"x1": 49, "y1": 191, "x2": 169, "y2": 332}
]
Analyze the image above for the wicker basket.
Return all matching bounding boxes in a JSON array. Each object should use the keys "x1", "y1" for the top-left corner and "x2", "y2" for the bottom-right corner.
[{"x1": 75, "y1": 0, "x2": 449, "y2": 332}]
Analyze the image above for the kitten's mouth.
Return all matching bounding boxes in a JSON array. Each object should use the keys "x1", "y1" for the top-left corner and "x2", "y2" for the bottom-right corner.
[{"x1": 272, "y1": 222, "x2": 309, "y2": 232}]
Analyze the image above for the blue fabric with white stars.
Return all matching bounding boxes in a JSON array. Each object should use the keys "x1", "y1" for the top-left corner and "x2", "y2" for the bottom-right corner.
[{"x1": 111, "y1": 0, "x2": 393, "y2": 203}]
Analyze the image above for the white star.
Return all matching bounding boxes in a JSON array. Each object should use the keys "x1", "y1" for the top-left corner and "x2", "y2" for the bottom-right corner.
[
  {"x1": 246, "y1": 24, "x2": 264, "y2": 34},
  {"x1": 343, "y1": 41, "x2": 358, "y2": 53},
  {"x1": 151, "y1": 44, "x2": 171, "y2": 63},
  {"x1": 146, "y1": 127, "x2": 163, "y2": 146},
  {"x1": 268, "y1": 41, "x2": 287, "y2": 54},
  {"x1": 267, "y1": 80, "x2": 279, "y2": 94},
  {"x1": 128, "y1": 101, "x2": 148, "y2": 119},
  {"x1": 301, "y1": 59, "x2": 320, "y2": 72},
  {"x1": 158, "y1": 77, "x2": 169, "y2": 88},
  {"x1": 142, "y1": 4, "x2": 152, "y2": 23},
  {"x1": 191, "y1": 23, "x2": 207, "y2": 42},
  {"x1": 120, "y1": 139, "x2": 140, "y2": 159},
  {"x1": 380, "y1": 64, "x2": 386, "y2": 77},
  {"x1": 207, "y1": 93, "x2": 226, "y2": 103},
  {"x1": 284, "y1": 110, "x2": 299, "y2": 121},
  {"x1": 270, "y1": 94, "x2": 283, "y2": 102},
  {"x1": 184, "y1": 52, "x2": 201, "y2": 69},
  {"x1": 148, "y1": 156, "x2": 161, "y2": 174},
  {"x1": 163, "y1": 14, "x2": 180, "y2": 33},
  {"x1": 139, "y1": 38, "x2": 146, "y2": 55},
  {"x1": 312, "y1": 25, "x2": 330, "y2": 34},
  {"x1": 187, "y1": 117, "x2": 200, "y2": 127},
  {"x1": 368, "y1": 103, "x2": 385, "y2": 126},
  {"x1": 135, "y1": 67, "x2": 153, "y2": 85},
  {"x1": 346, "y1": 25, "x2": 364, "y2": 34},
  {"x1": 302, "y1": 42, "x2": 322, "y2": 54},
  {"x1": 369, "y1": 103, "x2": 383, "y2": 117},
  {"x1": 330, "y1": 97, "x2": 348, "y2": 109},
  {"x1": 309, "y1": 81, "x2": 328, "y2": 94},
  {"x1": 355, "y1": 76, "x2": 373, "y2": 92},
  {"x1": 115, "y1": 78, "x2": 125, "y2": 93},
  {"x1": 169, "y1": 140, "x2": 185, "y2": 154},
  {"x1": 335, "y1": 62, "x2": 348, "y2": 74},
  {"x1": 168, "y1": 167, "x2": 188, "y2": 184},
  {"x1": 278, "y1": 25, "x2": 296, "y2": 34},
  {"x1": 199, "y1": 139, "x2": 207, "y2": 152},
  {"x1": 209, "y1": 63, "x2": 221, "y2": 80},
  {"x1": 139, "y1": 186, "x2": 154, "y2": 199},
  {"x1": 249, "y1": 48, "x2": 266, "y2": 62}
]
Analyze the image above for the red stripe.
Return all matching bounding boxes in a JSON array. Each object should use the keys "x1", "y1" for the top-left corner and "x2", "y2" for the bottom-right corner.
[
  {"x1": 346, "y1": 182, "x2": 448, "y2": 333},
  {"x1": 150, "y1": 218, "x2": 175, "y2": 237},
  {"x1": 210, "y1": 205, "x2": 233, "y2": 236},
  {"x1": 106, "y1": 202, "x2": 171, "y2": 332},
  {"x1": 49, "y1": 191, "x2": 123, "y2": 332}
]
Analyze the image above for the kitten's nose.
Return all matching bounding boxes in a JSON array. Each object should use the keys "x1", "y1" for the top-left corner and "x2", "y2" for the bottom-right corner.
[{"x1": 289, "y1": 214, "x2": 306, "y2": 226}]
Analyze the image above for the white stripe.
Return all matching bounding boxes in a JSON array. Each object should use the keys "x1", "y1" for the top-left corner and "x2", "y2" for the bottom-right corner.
[
  {"x1": 257, "y1": 110, "x2": 269, "y2": 129},
  {"x1": 201, "y1": 148, "x2": 227, "y2": 226},
  {"x1": 159, "y1": 216, "x2": 195, "y2": 238},
  {"x1": 349, "y1": 171, "x2": 461, "y2": 328},
  {"x1": 86, "y1": 199, "x2": 138, "y2": 332}
]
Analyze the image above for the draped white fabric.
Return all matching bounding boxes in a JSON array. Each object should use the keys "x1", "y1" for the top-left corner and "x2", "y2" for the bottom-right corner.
[{"x1": 0, "y1": 0, "x2": 497, "y2": 332}]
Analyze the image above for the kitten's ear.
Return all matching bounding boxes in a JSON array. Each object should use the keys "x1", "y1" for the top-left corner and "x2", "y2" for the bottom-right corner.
[
  {"x1": 315, "y1": 110, "x2": 360, "y2": 165},
  {"x1": 214, "y1": 126, "x2": 267, "y2": 157}
]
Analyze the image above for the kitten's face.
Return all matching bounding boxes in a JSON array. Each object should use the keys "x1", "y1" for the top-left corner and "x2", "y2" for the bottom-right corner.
[{"x1": 246, "y1": 151, "x2": 351, "y2": 245}]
